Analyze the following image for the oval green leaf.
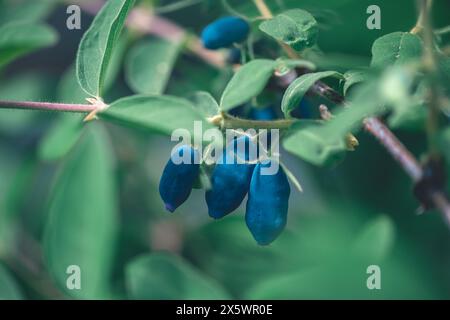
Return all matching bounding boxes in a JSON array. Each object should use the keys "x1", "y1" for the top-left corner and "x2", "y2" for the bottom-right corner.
[
  {"x1": 220, "y1": 59, "x2": 277, "y2": 111},
  {"x1": 282, "y1": 121, "x2": 347, "y2": 166},
  {"x1": 125, "y1": 38, "x2": 180, "y2": 95},
  {"x1": 0, "y1": 21, "x2": 58, "y2": 70},
  {"x1": 76, "y1": 0, "x2": 135, "y2": 97},
  {"x1": 100, "y1": 95, "x2": 213, "y2": 136},
  {"x1": 281, "y1": 71, "x2": 342, "y2": 117},
  {"x1": 187, "y1": 91, "x2": 220, "y2": 117},
  {"x1": 371, "y1": 32, "x2": 422, "y2": 68},
  {"x1": 259, "y1": 9, "x2": 318, "y2": 51},
  {"x1": 44, "y1": 124, "x2": 119, "y2": 299}
]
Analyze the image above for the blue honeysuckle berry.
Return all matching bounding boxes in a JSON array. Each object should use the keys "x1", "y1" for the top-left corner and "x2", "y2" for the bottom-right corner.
[
  {"x1": 245, "y1": 160, "x2": 291, "y2": 245},
  {"x1": 249, "y1": 106, "x2": 277, "y2": 121},
  {"x1": 201, "y1": 16, "x2": 250, "y2": 50},
  {"x1": 291, "y1": 98, "x2": 312, "y2": 119},
  {"x1": 227, "y1": 47, "x2": 242, "y2": 64},
  {"x1": 159, "y1": 145, "x2": 200, "y2": 212},
  {"x1": 206, "y1": 136, "x2": 257, "y2": 219}
]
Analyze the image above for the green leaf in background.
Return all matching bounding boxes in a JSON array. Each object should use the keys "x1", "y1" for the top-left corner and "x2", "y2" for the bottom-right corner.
[
  {"x1": 0, "y1": 0, "x2": 55, "y2": 26},
  {"x1": 244, "y1": 258, "x2": 441, "y2": 299},
  {"x1": 125, "y1": 37, "x2": 180, "y2": 95},
  {"x1": 283, "y1": 80, "x2": 387, "y2": 166},
  {"x1": 76, "y1": 0, "x2": 135, "y2": 97},
  {"x1": 281, "y1": 71, "x2": 342, "y2": 117},
  {"x1": 38, "y1": 115, "x2": 84, "y2": 162},
  {"x1": 0, "y1": 264, "x2": 23, "y2": 300},
  {"x1": 379, "y1": 66, "x2": 424, "y2": 131},
  {"x1": 0, "y1": 72, "x2": 57, "y2": 135},
  {"x1": 283, "y1": 121, "x2": 347, "y2": 166},
  {"x1": 0, "y1": 157, "x2": 37, "y2": 256},
  {"x1": 103, "y1": 32, "x2": 130, "y2": 94},
  {"x1": 351, "y1": 215, "x2": 395, "y2": 261},
  {"x1": 259, "y1": 9, "x2": 318, "y2": 51},
  {"x1": 370, "y1": 32, "x2": 422, "y2": 68},
  {"x1": 44, "y1": 125, "x2": 119, "y2": 299},
  {"x1": 38, "y1": 65, "x2": 85, "y2": 161},
  {"x1": 319, "y1": 80, "x2": 384, "y2": 140},
  {"x1": 220, "y1": 59, "x2": 277, "y2": 111},
  {"x1": 126, "y1": 253, "x2": 230, "y2": 299},
  {"x1": 100, "y1": 95, "x2": 214, "y2": 136},
  {"x1": 343, "y1": 69, "x2": 369, "y2": 95},
  {"x1": 0, "y1": 21, "x2": 58, "y2": 70},
  {"x1": 187, "y1": 91, "x2": 220, "y2": 117}
]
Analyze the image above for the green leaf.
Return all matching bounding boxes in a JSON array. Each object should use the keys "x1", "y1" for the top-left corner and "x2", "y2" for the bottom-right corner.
[
  {"x1": 320, "y1": 81, "x2": 384, "y2": 139},
  {"x1": 44, "y1": 124, "x2": 119, "y2": 299},
  {"x1": 187, "y1": 91, "x2": 220, "y2": 117},
  {"x1": 0, "y1": 264, "x2": 23, "y2": 300},
  {"x1": 352, "y1": 215, "x2": 395, "y2": 261},
  {"x1": 100, "y1": 95, "x2": 214, "y2": 136},
  {"x1": 76, "y1": 0, "x2": 135, "y2": 97},
  {"x1": 0, "y1": 0, "x2": 55, "y2": 26},
  {"x1": 38, "y1": 115, "x2": 84, "y2": 162},
  {"x1": 0, "y1": 21, "x2": 58, "y2": 69},
  {"x1": 371, "y1": 32, "x2": 422, "y2": 68},
  {"x1": 220, "y1": 59, "x2": 277, "y2": 111},
  {"x1": 283, "y1": 121, "x2": 347, "y2": 166},
  {"x1": 281, "y1": 71, "x2": 342, "y2": 117},
  {"x1": 259, "y1": 9, "x2": 318, "y2": 51},
  {"x1": 103, "y1": 32, "x2": 130, "y2": 93},
  {"x1": 343, "y1": 69, "x2": 369, "y2": 95},
  {"x1": 125, "y1": 37, "x2": 180, "y2": 95},
  {"x1": 126, "y1": 253, "x2": 230, "y2": 299},
  {"x1": 0, "y1": 72, "x2": 57, "y2": 135}
]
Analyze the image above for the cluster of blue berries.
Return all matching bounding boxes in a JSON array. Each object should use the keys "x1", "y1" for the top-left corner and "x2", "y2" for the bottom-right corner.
[
  {"x1": 159, "y1": 136, "x2": 291, "y2": 245},
  {"x1": 158, "y1": 17, "x2": 295, "y2": 245}
]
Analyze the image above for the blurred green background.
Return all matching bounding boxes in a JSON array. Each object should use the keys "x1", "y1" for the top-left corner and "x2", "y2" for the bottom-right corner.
[{"x1": 0, "y1": 0, "x2": 449, "y2": 299}]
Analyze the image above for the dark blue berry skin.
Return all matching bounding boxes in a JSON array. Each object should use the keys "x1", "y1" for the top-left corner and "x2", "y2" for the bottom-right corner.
[
  {"x1": 227, "y1": 47, "x2": 242, "y2": 64},
  {"x1": 206, "y1": 136, "x2": 257, "y2": 219},
  {"x1": 291, "y1": 99, "x2": 312, "y2": 119},
  {"x1": 245, "y1": 161, "x2": 290, "y2": 245},
  {"x1": 249, "y1": 106, "x2": 277, "y2": 121},
  {"x1": 159, "y1": 145, "x2": 200, "y2": 212},
  {"x1": 201, "y1": 17, "x2": 250, "y2": 50}
]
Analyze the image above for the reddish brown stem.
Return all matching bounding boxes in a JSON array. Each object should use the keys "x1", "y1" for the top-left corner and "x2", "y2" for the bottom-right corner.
[{"x1": 0, "y1": 100, "x2": 96, "y2": 113}]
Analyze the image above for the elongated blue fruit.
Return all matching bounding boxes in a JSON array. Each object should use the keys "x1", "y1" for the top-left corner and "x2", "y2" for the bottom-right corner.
[
  {"x1": 159, "y1": 145, "x2": 199, "y2": 212},
  {"x1": 206, "y1": 136, "x2": 257, "y2": 219},
  {"x1": 246, "y1": 161, "x2": 290, "y2": 245},
  {"x1": 201, "y1": 16, "x2": 250, "y2": 50}
]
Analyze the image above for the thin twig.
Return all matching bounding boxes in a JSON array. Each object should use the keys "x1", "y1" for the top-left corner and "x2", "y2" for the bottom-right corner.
[
  {"x1": 364, "y1": 117, "x2": 423, "y2": 181},
  {"x1": 410, "y1": 0, "x2": 433, "y2": 34},
  {"x1": 417, "y1": 0, "x2": 441, "y2": 158},
  {"x1": 0, "y1": 100, "x2": 96, "y2": 113}
]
